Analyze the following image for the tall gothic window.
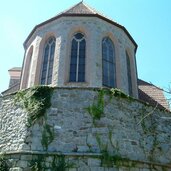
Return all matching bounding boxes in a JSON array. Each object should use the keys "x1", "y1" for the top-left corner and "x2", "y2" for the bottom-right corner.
[
  {"x1": 41, "y1": 37, "x2": 56, "y2": 85},
  {"x1": 126, "y1": 52, "x2": 133, "y2": 96},
  {"x1": 102, "y1": 37, "x2": 116, "y2": 87},
  {"x1": 69, "y1": 32, "x2": 86, "y2": 82}
]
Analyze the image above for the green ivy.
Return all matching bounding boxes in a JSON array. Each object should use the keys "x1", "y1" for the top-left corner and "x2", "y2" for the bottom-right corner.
[
  {"x1": 103, "y1": 88, "x2": 133, "y2": 101},
  {"x1": 41, "y1": 123, "x2": 54, "y2": 151},
  {"x1": 51, "y1": 155, "x2": 73, "y2": 171},
  {"x1": 30, "y1": 155, "x2": 46, "y2": 171},
  {"x1": 14, "y1": 86, "x2": 53, "y2": 126},
  {"x1": 100, "y1": 149, "x2": 132, "y2": 168},
  {"x1": 14, "y1": 86, "x2": 54, "y2": 150},
  {"x1": 138, "y1": 106, "x2": 161, "y2": 162},
  {"x1": 86, "y1": 88, "x2": 133, "y2": 121},
  {"x1": 0, "y1": 153, "x2": 9, "y2": 171},
  {"x1": 95, "y1": 132, "x2": 134, "y2": 168},
  {"x1": 86, "y1": 89, "x2": 104, "y2": 121},
  {"x1": 30, "y1": 155, "x2": 73, "y2": 171}
]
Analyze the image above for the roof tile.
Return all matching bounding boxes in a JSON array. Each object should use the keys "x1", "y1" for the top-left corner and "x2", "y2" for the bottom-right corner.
[
  {"x1": 138, "y1": 79, "x2": 170, "y2": 111},
  {"x1": 63, "y1": 2, "x2": 96, "y2": 14}
]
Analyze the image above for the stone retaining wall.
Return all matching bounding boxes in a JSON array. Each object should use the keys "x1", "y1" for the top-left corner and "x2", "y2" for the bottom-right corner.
[
  {"x1": 3, "y1": 152, "x2": 171, "y2": 171},
  {"x1": 0, "y1": 87, "x2": 171, "y2": 170}
]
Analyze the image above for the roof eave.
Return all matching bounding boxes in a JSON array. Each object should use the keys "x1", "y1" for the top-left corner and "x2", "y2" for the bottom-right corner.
[{"x1": 23, "y1": 13, "x2": 138, "y2": 51}]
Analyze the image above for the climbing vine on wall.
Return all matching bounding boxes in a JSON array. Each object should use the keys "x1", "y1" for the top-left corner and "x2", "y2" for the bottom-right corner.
[
  {"x1": 86, "y1": 88, "x2": 133, "y2": 122},
  {"x1": 139, "y1": 109, "x2": 159, "y2": 162},
  {"x1": 86, "y1": 88, "x2": 138, "y2": 168},
  {"x1": 0, "y1": 153, "x2": 9, "y2": 171},
  {"x1": 14, "y1": 86, "x2": 53, "y2": 126},
  {"x1": 41, "y1": 122, "x2": 55, "y2": 151},
  {"x1": 14, "y1": 86, "x2": 54, "y2": 150},
  {"x1": 30, "y1": 154, "x2": 73, "y2": 171},
  {"x1": 86, "y1": 89, "x2": 105, "y2": 121},
  {"x1": 95, "y1": 133, "x2": 134, "y2": 168}
]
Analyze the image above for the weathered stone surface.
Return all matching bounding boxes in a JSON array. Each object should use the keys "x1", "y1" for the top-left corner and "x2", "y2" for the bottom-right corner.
[
  {"x1": 0, "y1": 88, "x2": 171, "y2": 170},
  {"x1": 88, "y1": 158, "x2": 101, "y2": 167}
]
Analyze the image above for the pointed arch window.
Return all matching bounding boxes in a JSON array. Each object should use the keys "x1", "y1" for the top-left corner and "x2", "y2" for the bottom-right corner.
[
  {"x1": 126, "y1": 51, "x2": 133, "y2": 96},
  {"x1": 102, "y1": 37, "x2": 116, "y2": 87},
  {"x1": 41, "y1": 37, "x2": 56, "y2": 85},
  {"x1": 69, "y1": 33, "x2": 86, "y2": 82}
]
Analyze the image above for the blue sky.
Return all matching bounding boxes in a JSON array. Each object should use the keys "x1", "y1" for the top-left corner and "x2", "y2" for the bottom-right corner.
[{"x1": 0, "y1": 0, "x2": 171, "y2": 94}]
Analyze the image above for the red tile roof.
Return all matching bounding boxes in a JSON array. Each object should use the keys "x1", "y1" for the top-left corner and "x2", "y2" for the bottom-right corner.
[
  {"x1": 23, "y1": 2, "x2": 137, "y2": 51},
  {"x1": 1, "y1": 83, "x2": 20, "y2": 96},
  {"x1": 63, "y1": 1, "x2": 96, "y2": 14},
  {"x1": 8, "y1": 67, "x2": 22, "y2": 71},
  {"x1": 138, "y1": 79, "x2": 170, "y2": 111}
]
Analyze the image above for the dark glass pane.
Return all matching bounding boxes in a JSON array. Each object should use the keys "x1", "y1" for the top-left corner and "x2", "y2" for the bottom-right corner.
[
  {"x1": 126, "y1": 52, "x2": 132, "y2": 96},
  {"x1": 109, "y1": 49, "x2": 114, "y2": 63},
  {"x1": 80, "y1": 49, "x2": 85, "y2": 55},
  {"x1": 47, "y1": 76, "x2": 52, "y2": 85},
  {"x1": 71, "y1": 40, "x2": 78, "y2": 64},
  {"x1": 103, "y1": 76, "x2": 108, "y2": 86},
  {"x1": 109, "y1": 78, "x2": 115, "y2": 87},
  {"x1": 44, "y1": 45, "x2": 49, "y2": 63},
  {"x1": 109, "y1": 63, "x2": 114, "y2": 73},
  {"x1": 41, "y1": 43, "x2": 49, "y2": 84},
  {"x1": 50, "y1": 43, "x2": 55, "y2": 60},
  {"x1": 79, "y1": 51, "x2": 85, "y2": 58},
  {"x1": 74, "y1": 33, "x2": 84, "y2": 40},
  {"x1": 103, "y1": 60, "x2": 108, "y2": 71},
  {"x1": 42, "y1": 70, "x2": 46, "y2": 77},
  {"x1": 70, "y1": 64, "x2": 77, "y2": 73},
  {"x1": 79, "y1": 58, "x2": 85, "y2": 65},
  {"x1": 71, "y1": 57, "x2": 77, "y2": 65},
  {"x1": 80, "y1": 39, "x2": 85, "y2": 49},
  {"x1": 48, "y1": 63, "x2": 53, "y2": 69},
  {"x1": 102, "y1": 37, "x2": 116, "y2": 87},
  {"x1": 78, "y1": 64, "x2": 85, "y2": 73},
  {"x1": 47, "y1": 38, "x2": 55, "y2": 85},
  {"x1": 78, "y1": 40, "x2": 85, "y2": 81},
  {"x1": 78, "y1": 73, "x2": 85, "y2": 82},
  {"x1": 42, "y1": 64, "x2": 47, "y2": 70},
  {"x1": 69, "y1": 39, "x2": 78, "y2": 82},
  {"x1": 41, "y1": 79, "x2": 46, "y2": 85},
  {"x1": 48, "y1": 68, "x2": 52, "y2": 75},
  {"x1": 102, "y1": 42, "x2": 107, "y2": 60},
  {"x1": 71, "y1": 49, "x2": 77, "y2": 54},
  {"x1": 72, "y1": 39, "x2": 77, "y2": 49},
  {"x1": 102, "y1": 59, "x2": 108, "y2": 86},
  {"x1": 109, "y1": 62, "x2": 115, "y2": 88},
  {"x1": 69, "y1": 72, "x2": 76, "y2": 82},
  {"x1": 48, "y1": 38, "x2": 53, "y2": 44}
]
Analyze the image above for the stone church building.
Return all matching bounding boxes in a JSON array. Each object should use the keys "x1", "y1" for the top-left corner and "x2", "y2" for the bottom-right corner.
[{"x1": 0, "y1": 2, "x2": 171, "y2": 171}]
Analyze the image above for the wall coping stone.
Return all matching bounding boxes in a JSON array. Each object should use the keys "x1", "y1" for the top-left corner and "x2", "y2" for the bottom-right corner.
[
  {"x1": 1, "y1": 86, "x2": 170, "y2": 113},
  {"x1": 3, "y1": 151, "x2": 171, "y2": 169}
]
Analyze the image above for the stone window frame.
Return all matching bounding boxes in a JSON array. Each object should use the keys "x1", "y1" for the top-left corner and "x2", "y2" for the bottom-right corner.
[
  {"x1": 100, "y1": 31, "x2": 121, "y2": 89},
  {"x1": 102, "y1": 36, "x2": 116, "y2": 88},
  {"x1": 126, "y1": 50, "x2": 133, "y2": 96},
  {"x1": 27, "y1": 47, "x2": 34, "y2": 88},
  {"x1": 64, "y1": 26, "x2": 90, "y2": 86},
  {"x1": 20, "y1": 45, "x2": 34, "y2": 89},
  {"x1": 125, "y1": 48, "x2": 139, "y2": 98},
  {"x1": 40, "y1": 36, "x2": 56, "y2": 85},
  {"x1": 69, "y1": 32, "x2": 86, "y2": 83}
]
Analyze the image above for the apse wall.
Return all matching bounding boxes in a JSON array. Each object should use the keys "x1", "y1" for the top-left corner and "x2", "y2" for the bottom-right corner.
[{"x1": 20, "y1": 17, "x2": 138, "y2": 98}]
